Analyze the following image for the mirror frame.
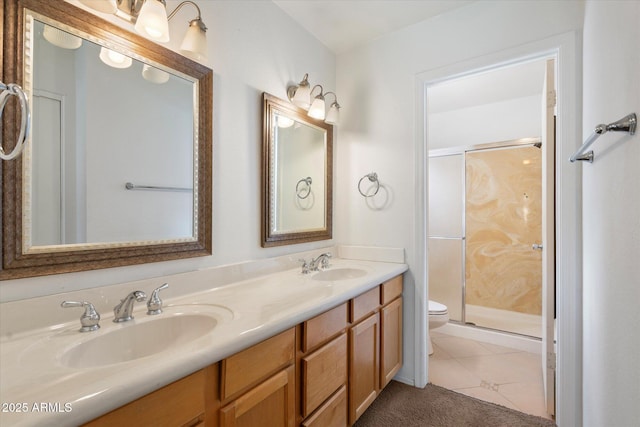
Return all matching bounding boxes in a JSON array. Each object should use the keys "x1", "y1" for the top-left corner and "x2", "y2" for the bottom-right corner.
[
  {"x1": 261, "y1": 93, "x2": 333, "y2": 247},
  {"x1": 1, "y1": 0, "x2": 213, "y2": 279}
]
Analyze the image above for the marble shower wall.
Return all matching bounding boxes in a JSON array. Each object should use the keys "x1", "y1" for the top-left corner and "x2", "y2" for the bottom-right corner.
[{"x1": 465, "y1": 146, "x2": 542, "y2": 315}]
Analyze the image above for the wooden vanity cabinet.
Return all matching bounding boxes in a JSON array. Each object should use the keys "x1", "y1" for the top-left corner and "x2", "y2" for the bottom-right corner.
[
  {"x1": 82, "y1": 363, "x2": 219, "y2": 427},
  {"x1": 380, "y1": 276, "x2": 403, "y2": 388},
  {"x1": 83, "y1": 275, "x2": 403, "y2": 427},
  {"x1": 348, "y1": 276, "x2": 404, "y2": 425},
  {"x1": 220, "y1": 328, "x2": 296, "y2": 427},
  {"x1": 297, "y1": 303, "x2": 349, "y2": 427}
]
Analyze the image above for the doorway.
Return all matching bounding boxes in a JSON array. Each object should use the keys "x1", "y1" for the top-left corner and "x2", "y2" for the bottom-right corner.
[{"x1": 424, "y1": 57, "x2": 556, "y2": 416}]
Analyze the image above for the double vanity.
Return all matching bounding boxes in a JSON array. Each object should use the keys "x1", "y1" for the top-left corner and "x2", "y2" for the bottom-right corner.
[{"x1": 0, "y1": 255, "x2": 407, "y2": 426}]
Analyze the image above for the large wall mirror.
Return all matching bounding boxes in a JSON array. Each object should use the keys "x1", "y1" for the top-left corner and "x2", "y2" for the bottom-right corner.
[
  {"x1": 262, "y1": 93, "x2": 333, "y2": 247},
  {"x1": 1, "y1": 0, "x2": 212, "y2": 279}
]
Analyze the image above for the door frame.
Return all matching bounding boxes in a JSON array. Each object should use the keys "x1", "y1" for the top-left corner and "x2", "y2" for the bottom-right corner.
[{"x1": 414, "y1": 31, "x2": 582, "y2": 426}]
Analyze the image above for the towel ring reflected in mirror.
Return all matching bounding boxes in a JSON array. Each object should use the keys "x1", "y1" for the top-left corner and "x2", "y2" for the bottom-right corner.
[
  {"x1": 358, "y1": 172, "x2": 380, "y2": 197},
  {"x1": 296, "y1": 177, "x2": 312, "y2": 199}
]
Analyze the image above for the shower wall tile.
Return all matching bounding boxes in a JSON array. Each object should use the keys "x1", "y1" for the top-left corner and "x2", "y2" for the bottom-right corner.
[{"x1": 465, "y1": 147, "x2": 542, "y2": 315}]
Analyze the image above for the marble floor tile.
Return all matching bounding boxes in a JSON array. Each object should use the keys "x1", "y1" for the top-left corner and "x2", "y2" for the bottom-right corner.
[{"x1": 428, "y1": 334, "x2": 552, "y2": 420}]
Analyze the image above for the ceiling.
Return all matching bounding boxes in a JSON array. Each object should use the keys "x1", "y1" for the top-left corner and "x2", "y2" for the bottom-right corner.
[{"x1": 272, "y1": 0, "x2": 475, "y2": 54}]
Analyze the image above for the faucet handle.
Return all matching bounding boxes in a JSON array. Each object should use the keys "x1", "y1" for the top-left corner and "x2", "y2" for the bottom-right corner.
[
  {"x1": 147, "y1": 283, "x2": 169, "y2": 315},
  {"x1": 299, "y1": 258, "x2": 310, "y2": 274},
  {"x1": 61, "y1": 301, "x2": 101, "y2": 332},
  {"x1": 320, "y1": 253, "x2": 332, "y2": 269}
]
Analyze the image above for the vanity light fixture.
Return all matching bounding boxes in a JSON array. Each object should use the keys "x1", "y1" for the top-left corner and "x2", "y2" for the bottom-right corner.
[
  {"x1": 287, "y1": 74, "x2": 341, "y2": 125},
  {"x1": 43, "y1": 25, "x2": 82, "y2": 49},
  {"x1": 81, "y1": 0, "x2": 208, "y2": 61},
  {"x1": 99, "y1": 46, "x2": 133, "y2": 68},
  {"x1": 142, "y1": 64, "x2": 170, "y2": 83}
]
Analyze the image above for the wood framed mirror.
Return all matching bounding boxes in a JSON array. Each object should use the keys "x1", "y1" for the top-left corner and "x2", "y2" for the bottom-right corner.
[
  {"x1": 1, "y1": 0, "x2": 212, "y2": 279},
  {"x1": 261, "y1": 93, "x2": 333, "y2": 247}
]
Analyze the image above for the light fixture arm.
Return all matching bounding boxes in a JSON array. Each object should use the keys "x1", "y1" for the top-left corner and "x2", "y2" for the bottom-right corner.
[
  {"x1": 324, "y1": 91, "x2": 340, "y2": 107},
  {"x1": 167, "y1": 1, "x2": 207, "y2": 31},
  {"x1": 310, "y1": 84, "x2": 324, "y2": 98}
]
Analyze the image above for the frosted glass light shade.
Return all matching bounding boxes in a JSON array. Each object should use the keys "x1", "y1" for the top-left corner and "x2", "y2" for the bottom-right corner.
[
  {"x1": 99, "y1": 47, "x2": 133, "y2": 69},
  {"x1": 43, "y1": 25, "x2": 82, "y2": 49},
  {"x1": 79, "y1": 0, "x2": 118, "y2": 14},
  {"x1": 142, "y1": 64, "x2": 170, "y2": 84},
  {"x1": 291, "y1": 82, "x2": 311, "y2": 109},
  {"x1": 308, "y1": 96, "x2": 326, "y2": 120},
  {"x1": 134, "y1": 0, "x2": 170, "y2": 42},
  {"x1": 276, "y1": 115, "x2": 294, "y2": 128},
  {"x1": 325, "y1": 103, "x2": 340, "y2": 125},
  {"x1": 180, "y1": 20, "x2": 207, "y2": 61}
]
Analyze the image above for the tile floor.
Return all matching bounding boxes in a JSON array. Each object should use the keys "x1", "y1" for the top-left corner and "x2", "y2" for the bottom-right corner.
[{"x1": 428, "y1": 331, "x2": 553, "y2": 420}]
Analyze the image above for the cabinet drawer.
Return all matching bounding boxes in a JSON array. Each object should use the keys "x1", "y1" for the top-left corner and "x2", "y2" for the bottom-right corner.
[
  {"x1": 221, "y1": 328, "x2": 295, "y2": 401},
  {"x1": 83, "y1": 369, "x2": 205, "y2": 427},
  {"x1": 303, "y1": 303, "x2": 348, "y2": 352},
  {"x1": 301, "y1": 333, "x2": 348, "y2": 417},
  {"x1": 350, "y1": 286, "x2": 380, "y2": 323},
  {"x1": 381, "y1": 275, "x2": 403, "y2": 305},
  {"x1": 302, "y1": 385, "x2": 347, "y2": 427}
]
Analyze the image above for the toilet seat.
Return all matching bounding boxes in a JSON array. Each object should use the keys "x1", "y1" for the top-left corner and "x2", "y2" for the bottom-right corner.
[{"x1": 429, "y1": 300, "x2": 448, "y2": 315}]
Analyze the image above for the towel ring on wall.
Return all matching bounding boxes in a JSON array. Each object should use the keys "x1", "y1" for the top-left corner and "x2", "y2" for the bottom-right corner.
[
  {"x1": 296, "y1": 177, "x2": 312, "y2": 199},
  {"x1": 358, "y1": 172, "x2": 380, "y2": 197},
  {"x1": 0, "y1": 82, "x2": 31, "y2": 161}
]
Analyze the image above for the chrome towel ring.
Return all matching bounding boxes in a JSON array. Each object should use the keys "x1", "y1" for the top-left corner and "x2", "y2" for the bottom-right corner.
[
  {"x1": 358, "y1": 172, "x2": 380, "y2": 197},
  {"x1": 296, "y1": 177, "x2": 312, "y2": 199},
  {"x1": 0, "y1": 82, "x2": 31, "y2": 161}
]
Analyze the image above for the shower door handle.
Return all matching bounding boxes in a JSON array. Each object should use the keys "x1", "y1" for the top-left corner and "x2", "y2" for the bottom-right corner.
[{"x1": 532, "y1": 244, "x2": 543, "y2": 250}]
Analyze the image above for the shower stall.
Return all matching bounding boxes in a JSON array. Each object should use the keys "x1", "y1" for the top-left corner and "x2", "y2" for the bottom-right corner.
[{"x1": 428, "y1": 138, "x2": 543, "y2": 338}]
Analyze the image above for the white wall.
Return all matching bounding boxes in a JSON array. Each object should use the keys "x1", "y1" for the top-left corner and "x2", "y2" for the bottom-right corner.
[
  {"x1": 334, "y1": 0, "x2": 583, "y2": 412},
  {"x1": 0, "y1": 1, "x2": 335, "y2": 300},
  {"x1": 582, "y1": 1, "x2": 640, "y2": 425}
]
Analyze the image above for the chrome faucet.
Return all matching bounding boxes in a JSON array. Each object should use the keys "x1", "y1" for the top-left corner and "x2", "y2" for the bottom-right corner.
[
  {"x1": 113, "y1": 290, "x2": 147, "y2": 323},
  {"x1": 147, "y1": 283, "x2": 169, "y2": 315},
  {"x1": 309, "y1": 252, "x2": 332, "y2": 271},
  {"x1": 61, "y1": 301, "x2": 100, "y2": 332}
]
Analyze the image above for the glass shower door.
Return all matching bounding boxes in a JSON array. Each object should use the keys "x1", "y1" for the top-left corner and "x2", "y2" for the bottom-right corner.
[{"x1": 465, "y1": 145, "x2": 543, "y2": 337}]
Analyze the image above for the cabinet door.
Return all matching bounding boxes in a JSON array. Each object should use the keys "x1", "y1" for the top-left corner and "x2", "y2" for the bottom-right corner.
[
  {"x1": 348, "y1": 312, "x2": 379, "y2": 424},
  {"x1": 220, "y1": 365, "x2": 295, "y2": 427},
  {"x1": 302, "y1": 333, "x2": 347, "y2": 417},
  {"x1": 380, "y1": 297, "x2": 402, "y2": 388},
  {"x1": 301, "y1": 385, "x2": 347, "y2": 427}
]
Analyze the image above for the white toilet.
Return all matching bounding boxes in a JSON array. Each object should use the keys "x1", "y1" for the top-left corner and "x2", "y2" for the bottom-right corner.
[{"x1": 428, "y1": 300, "x2": 449, "y2": 355}]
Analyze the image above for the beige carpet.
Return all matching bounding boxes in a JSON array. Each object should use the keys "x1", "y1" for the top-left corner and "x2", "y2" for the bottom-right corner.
[{"x1": 354, "y1": 381, "x2": 557, "y2": 427}]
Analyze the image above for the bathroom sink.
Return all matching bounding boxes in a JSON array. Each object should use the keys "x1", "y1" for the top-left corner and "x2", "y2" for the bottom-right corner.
[
  {"x1": 312, "y1": 268, "x2": 367, "y2": 281},
  {"x1": 60, "y1": 311, "x2": 220, "y2": 369}
]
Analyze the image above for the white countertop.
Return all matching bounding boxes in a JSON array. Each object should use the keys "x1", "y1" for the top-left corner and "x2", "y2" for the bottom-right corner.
[{"x1": 0, "y1": 258, "x2": 407, "y2": 426}]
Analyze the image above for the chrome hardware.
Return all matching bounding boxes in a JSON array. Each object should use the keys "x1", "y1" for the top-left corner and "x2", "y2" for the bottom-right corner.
[
  {"x1": 61, "y1": 301, "x2": 101, "y2": 332},
  {"x1": 296, "y1": 177, "x2": 312, "y2": 199},
  {"x1": 0, "y1": 82, "x2": 31, "y2": 161},
  {"x1": 532, "y1": 244, "x2": 543, "y2": 250},
  {"x1": 310, "y1": 252, "x2": 332, "y2": 271},
  {"x1": 299, "y1": 259, "x2": 311, "y2": 274},
  {"x1": 358, "y1": 172, "x2": 380, "y2": 197},
  {"x1": 113, "y1": 290, "x2": 147, "y2": 322},
  {"x1": 147, "y1": 283, "x2": 169, "y2": 315},
  {"x1": 570, "y1": 112, "x2": 636, "y2": 163}
]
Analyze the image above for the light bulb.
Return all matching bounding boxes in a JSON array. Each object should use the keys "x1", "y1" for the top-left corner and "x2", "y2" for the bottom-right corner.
[
  {"x1": 134, "y1": 0, "x2": 170, "y2": 42},
  {"x1": 308, "y1": 96, "x2": 326, "y2": 120},
  {"x1": 99, "y1": 47, "x2": 133, "y2": 69}
]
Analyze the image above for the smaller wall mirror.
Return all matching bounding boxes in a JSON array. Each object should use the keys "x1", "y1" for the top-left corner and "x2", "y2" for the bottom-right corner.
[{"x1": 262, "y1": 93, "x2": 333, "y2": 247}]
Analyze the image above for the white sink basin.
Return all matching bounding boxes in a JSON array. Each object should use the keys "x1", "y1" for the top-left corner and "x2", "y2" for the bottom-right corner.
[
  {"x1": 312, "y1": 268, "x2": 367, "y2": 281},
  {"x1": 56, "y1": 305, "x2": 233, "y2": 369}
]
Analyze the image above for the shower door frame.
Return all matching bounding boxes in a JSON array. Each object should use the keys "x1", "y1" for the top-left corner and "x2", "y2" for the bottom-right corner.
[{"x1": 429, "y1": 137, "x2": 543, "y2": 331}]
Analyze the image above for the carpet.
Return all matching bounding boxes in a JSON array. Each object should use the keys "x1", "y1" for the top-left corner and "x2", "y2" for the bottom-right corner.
[{"x1": 354, "y1": 381, "x2": 557, "y2": 427}]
